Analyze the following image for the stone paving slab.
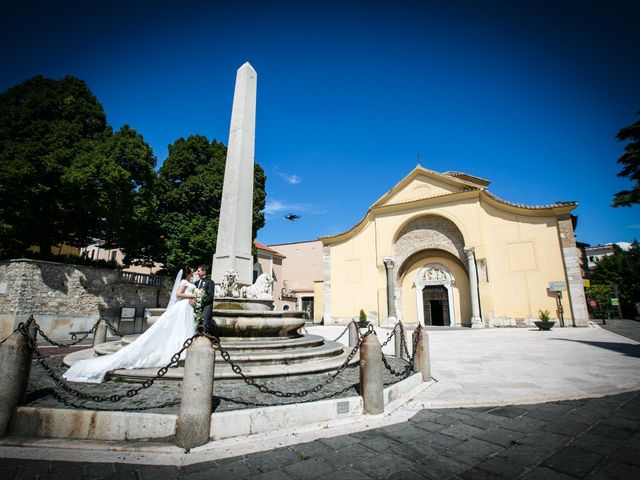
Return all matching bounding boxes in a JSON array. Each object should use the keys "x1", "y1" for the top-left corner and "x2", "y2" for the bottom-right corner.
[{"x1": 2, "y1": 391, "x2": 640, "y2": 479}]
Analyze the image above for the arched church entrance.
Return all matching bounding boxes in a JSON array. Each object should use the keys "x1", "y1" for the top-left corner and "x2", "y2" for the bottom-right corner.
[{"x1": 415, "y1": 263, "x2": 456, "y2": 326}]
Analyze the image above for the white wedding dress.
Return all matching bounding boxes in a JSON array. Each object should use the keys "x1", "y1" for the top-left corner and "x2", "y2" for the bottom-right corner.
[{"x1": 64, "y1": 279, "x2": 197, "y2": 383}]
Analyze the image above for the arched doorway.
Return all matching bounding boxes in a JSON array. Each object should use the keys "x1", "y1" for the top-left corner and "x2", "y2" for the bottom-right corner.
[{"x1": 415, "y1": 264, "x2": 455, "y2": 326}]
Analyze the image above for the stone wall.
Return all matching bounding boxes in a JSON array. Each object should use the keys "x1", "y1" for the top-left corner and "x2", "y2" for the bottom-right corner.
[{"x1": 0, "y1": 259, "x2": 171, "y2": 340}]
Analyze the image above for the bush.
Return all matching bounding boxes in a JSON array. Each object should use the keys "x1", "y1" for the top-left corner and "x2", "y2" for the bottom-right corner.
[{"x1": 538, "y1": 309, "x2": 551, "y2": 322}]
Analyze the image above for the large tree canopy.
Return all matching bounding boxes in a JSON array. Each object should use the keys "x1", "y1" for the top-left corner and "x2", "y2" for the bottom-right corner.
[
  {"x1": 156, "y1": 135, "x2": 266, "y2": 273},
  {"x1": 0, "y1": 76, "x2": 157, "y2": 260},
  {"x1": 0, "y1": 75, "x2": 110, "y2": 257},
  {"x1": 612, "y1": 113, "x2": 640, "y2": 207}
]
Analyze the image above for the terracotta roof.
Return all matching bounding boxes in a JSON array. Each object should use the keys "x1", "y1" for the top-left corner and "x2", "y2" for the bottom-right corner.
[
  {"x1": 483, "y1": 190, "x2": 577, "y2": 210},
  {"x1": 254, "y1": 240, "x2": 286, "y2": 257}
]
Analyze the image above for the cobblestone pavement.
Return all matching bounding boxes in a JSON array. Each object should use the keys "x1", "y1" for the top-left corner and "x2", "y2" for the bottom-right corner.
[
  {"x1": 26, "y1": 346, "x2": 410, "y2": 414},
  {"x1": 2, "y1": 390, "x2": 640, "y2": 479}
]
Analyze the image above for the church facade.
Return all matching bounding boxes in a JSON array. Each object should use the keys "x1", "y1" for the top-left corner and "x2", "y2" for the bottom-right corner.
[{"x1": 319, "y1": 166, "x2": 588, "y2": 328}]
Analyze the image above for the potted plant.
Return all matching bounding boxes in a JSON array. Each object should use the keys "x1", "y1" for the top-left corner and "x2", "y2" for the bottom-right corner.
[
  {"x1": 534, "y1": 309, "x2": 555, "y2": 331},
  {"x1": 358, "y1": 309, "x2": 369, "y2": 328}
]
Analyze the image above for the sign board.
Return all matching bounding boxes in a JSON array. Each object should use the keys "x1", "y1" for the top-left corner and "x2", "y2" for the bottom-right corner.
[
  {"x1": 583, "y1": 279, "x2": 591, "y2": 288},
  {"x1": 548, "y1": 281, "x2": 567, "y2": 292},
  {"x1": 120, "y1": 307, "x2": 136, "y2": 320},
  {"x1": 611, "y1": 298, "x2": 619, "y2": 306}
]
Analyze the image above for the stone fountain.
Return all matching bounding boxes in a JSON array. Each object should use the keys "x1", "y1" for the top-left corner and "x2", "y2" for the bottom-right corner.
[{"x1": 64, "y1": 63, "x2": 351, "y2": 380}]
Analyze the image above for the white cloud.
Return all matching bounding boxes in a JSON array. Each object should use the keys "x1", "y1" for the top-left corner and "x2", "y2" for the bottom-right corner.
[{"x1": 277, "y1": 172, "x2": 301, "y2": 185}]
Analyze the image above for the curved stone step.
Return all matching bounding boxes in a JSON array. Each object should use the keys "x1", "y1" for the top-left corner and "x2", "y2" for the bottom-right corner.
[{"x1": 63, "y1": 346, "x2": 359, "y2": 381}]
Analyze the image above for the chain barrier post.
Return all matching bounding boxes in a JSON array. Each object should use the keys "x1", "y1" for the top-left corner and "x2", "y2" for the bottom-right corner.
[
  {"x1": 360, "y1": 328, "x2": 384, "y2": 414},
  {"x1": 93, "y1": 319, "x2": 108, "y2": 347},
  {"x1": 0, "y1": 327, "x2": 32, "y2": 436},
  {"x1": 27, "y1": 317, "x2": 38, "y2": 342},
  {"x1": 412, "y1": 326, "x2": 431, "y2": 381},
  {"x1": 348, "y1": 320, "x2": 358, "y2": 347},
  {"x1": 393, "y1": 322, "x2": 403, "y2": 359},
  {"x1": 175, "y1": 335, "x2": 215, "y2": 450}
]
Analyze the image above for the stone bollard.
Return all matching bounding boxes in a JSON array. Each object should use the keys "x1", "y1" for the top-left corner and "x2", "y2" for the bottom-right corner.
[
  {"x1": 412, "y1": 326, "x2": 431, "y2": 381},
  {"x1": 0, "y1": 329, "x2": 32, "y2": 436},
  {"x1": 27, "y1": 319, "x2": 38, "y2": 342},
  {"x1": 359, "y1": 332, "x2": 384, "y2": 414},
  {"x1": 394, "y1": 322, "x2": 403, "y2": 359},
  {"x1": 93, "y1": 319, "x2": 108, "y2": 347},
  {"x1": 175, "y1": 336, "x2": 215, "y2": 450},
  {"x1": 348, "y1": 321, "x2": 358, "y2": 347}
]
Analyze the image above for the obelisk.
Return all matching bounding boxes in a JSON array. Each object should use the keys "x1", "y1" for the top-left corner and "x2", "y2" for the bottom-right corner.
[{"x1": 212, "y1": 62, "x2": 257, "y2": 287}]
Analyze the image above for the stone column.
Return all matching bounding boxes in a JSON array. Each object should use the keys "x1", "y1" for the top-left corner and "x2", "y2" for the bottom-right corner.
[
  {"x1": 383, "y1": 257, "x2": 396, "y2": 321},
  {"x1": 465, "y1": 247, "x2": 483, "y2": 328},
  {"x1": 557, "y1": 215, "x2": 589, "y2": 327}
]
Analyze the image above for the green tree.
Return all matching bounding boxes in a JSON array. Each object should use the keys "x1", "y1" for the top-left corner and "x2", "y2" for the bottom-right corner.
[
  {"x1": 63, "y1": 125, "x2": 159, "y2": 265},
  {"x1": 0, "y1": 76, "x2": 158, "y2": 263},
  {"x1": 590, "y1": 241, "x2": 640, "y2": 318},
  {"x1": 156, "y1": 135, "x2": 266, "y2": 273},
  {"x1": 0, "y1": 75, "x2": 110, "y2": 257},
  {"x1": 612, "y1": 113, "x2": 640, "y2": 207}
]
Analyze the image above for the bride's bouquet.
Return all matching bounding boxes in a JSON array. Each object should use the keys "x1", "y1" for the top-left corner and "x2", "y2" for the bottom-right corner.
[{"x1": 192, "y1": 288, "x2": 205, "y2": 326}]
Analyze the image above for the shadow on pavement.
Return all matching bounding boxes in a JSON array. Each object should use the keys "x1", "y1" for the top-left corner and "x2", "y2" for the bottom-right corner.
[{"x1": 551, "y1": 338, "x2": 640, "y2": 358}]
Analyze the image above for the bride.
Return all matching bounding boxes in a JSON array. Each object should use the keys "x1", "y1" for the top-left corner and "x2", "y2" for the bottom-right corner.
[{"x1": 64, "y1": 267, "x2": 198, "y2": 383}]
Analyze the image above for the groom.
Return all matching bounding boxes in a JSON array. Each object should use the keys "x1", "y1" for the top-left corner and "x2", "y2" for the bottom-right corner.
[{"x1": 195, "y1": 265, "x2": 215, "y2": 332}]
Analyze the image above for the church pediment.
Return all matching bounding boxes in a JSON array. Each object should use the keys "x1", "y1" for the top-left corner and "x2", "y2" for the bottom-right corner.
[{"x1": 372, "y1": 166, "x2": 477, "y2": 208}]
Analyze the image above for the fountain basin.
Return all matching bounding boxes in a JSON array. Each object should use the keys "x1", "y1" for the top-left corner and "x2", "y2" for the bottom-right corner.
[{"x1": 213, "y1": 309, "x2": 305, "y2": 337}]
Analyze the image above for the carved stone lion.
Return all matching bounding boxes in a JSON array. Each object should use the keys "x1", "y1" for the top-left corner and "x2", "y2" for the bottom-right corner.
[
  {"x1": 215, "y1": 269, "x2": 240, "y2": 298},
  {"x1": 241, "y1": 273, "x2": 274, "y2": 300}
]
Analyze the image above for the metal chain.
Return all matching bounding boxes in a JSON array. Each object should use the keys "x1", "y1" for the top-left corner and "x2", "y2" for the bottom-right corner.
[
  {"x1": 37, "y1": 322, "x2": 98, "y2": 347},
  {"x1": 332, "y1": 322, "x2": 352, "y2": 342},
  {"x1": 202, "y1": 327, "x2": 374, "y2": 398},
  {"x1": 380, "y1": 324, "x2": 421, "y2": 377},
  {"x1": 399, "y1": 321, "x2": 411, "y2": 358},
  {"x1": 380, "y1": 326, "x2": 396, "y2": 348},
  {"x1": 18, "y1": 321, "x2": 199, "y2": 403}
]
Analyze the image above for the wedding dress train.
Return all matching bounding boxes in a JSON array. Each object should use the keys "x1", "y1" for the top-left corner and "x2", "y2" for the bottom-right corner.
[{"x1": 63, "y1": 280, "x2": 196, "y2": 383}]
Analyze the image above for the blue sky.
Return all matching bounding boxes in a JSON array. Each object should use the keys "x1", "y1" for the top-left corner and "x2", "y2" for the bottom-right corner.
[{"x1": 2, "y1": 0, "x2": 639, "y2": 247}]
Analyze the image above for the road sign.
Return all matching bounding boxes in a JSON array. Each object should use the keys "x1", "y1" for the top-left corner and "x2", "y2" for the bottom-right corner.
[
  {"x1": 549, "y1": 281, "x2": 567, "y2": 292},
  {"x1": 611, "y1": 298, "x2": 619, "y2": 306},
  {"x1": 583, "y1": 279, "x2": 591, "y2": 288}
]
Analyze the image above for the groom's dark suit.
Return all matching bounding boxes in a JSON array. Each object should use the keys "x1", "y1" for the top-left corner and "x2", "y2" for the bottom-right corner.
[{"x1": 195, "y1": 276, "x2": 215, "y2": 332}]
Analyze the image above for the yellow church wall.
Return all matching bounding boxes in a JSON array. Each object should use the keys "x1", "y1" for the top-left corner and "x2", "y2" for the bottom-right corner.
[
  {"x1": 477, "y1": 201, "x2": 569, "y2": 325},
  {"x1": 327, "y1": 220, "x2": 382, "y2": 323}
]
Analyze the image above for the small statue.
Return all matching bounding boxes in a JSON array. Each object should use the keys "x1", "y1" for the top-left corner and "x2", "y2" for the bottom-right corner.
[
  {"x1": 241, "y1": 273, "x2": 274, "y2": 300},
  {"x1": 215, "y1": 269, "x2": 240, "y2": 298}
]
